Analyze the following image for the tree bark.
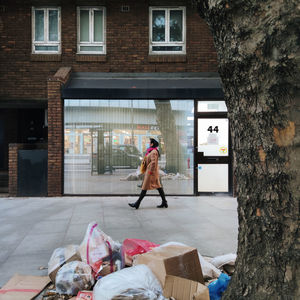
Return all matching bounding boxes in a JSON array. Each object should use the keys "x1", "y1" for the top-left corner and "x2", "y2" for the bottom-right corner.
[{"x1": 195, "y1": 0, "x2": 300, "y2": 298}]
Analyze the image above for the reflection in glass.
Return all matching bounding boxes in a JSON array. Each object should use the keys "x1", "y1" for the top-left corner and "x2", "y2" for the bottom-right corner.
[
  {"x1": 170, "y1": 10, "x2": 182, "y2": 42},
  {"x1": 35, "y1": 45, "x2": 58, "y2": 51},
  {"x1": 152, "y1": 46, "x2": 182, "y2": 52},
  {"x1": 94, "y1": 10, "x2": 103, "y2": 42},
  {"x1": 49, "y1": 10, "x2": 58, "y2": 41},
  {"x1": 80, "y1": 46, "x2": 103, "y2": 52},
  {"x1": 80, "y1": 10, "x2": 89, "y2": 42},
  {"x1": 35, "y1": 10, "x2": 44, "y2": 41},
  {"x1": 64, "y1": 100, "x2": 194, "y2": 195},
  {"x1": 152, "y1": 10, "x2": 165, "y2": 42}
]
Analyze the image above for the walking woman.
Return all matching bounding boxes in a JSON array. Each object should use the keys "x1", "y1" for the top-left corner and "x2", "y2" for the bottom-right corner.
[{"x1": 128, "y1": 138, "x2": 168, "y2": 209}]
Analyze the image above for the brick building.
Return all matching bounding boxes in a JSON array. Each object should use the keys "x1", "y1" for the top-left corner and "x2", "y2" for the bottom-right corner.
[{"x1": 0, "y1": 0, "x2": 232, "y2": 196}]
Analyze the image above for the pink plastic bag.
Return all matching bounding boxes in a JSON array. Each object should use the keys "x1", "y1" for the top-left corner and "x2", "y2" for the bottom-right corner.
[{"x1": 122, "y1": 239, "x2": 159, "y2": 266}]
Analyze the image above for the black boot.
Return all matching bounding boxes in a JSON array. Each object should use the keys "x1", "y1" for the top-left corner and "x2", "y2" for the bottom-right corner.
[
  {"x1": 157, "y1": 188, "x2": 168, "y2": 208},
  {"x1": 128, "y1": 190, "x2": 147, "y2": 209}
]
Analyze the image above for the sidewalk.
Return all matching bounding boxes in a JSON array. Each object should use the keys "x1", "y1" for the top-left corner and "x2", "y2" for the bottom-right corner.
[{"x1": 0, "y1": 195, "x2": 238, "y2": 287}]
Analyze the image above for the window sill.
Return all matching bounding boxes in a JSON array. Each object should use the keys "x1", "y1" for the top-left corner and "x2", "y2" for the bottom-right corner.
[
  {"x1": 30, "y1": 54, "x2": 61, "y2": 62},
  {"x1": 76, "y1": 54, "x2": 106, "y2": 62},
  {"x1": 148, "y1": 55, "x2": 186, "y2": 63}
]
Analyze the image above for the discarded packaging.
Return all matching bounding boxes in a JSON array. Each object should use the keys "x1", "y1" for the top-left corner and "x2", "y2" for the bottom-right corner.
[
  {"x1": 163, "y1": 275, "x2": 209, "y2": 300},
  {"x1": 76, "y1": 290, "x2": 93, "y2": 299},
  {"x1": 122, "y1": 239, "x2": 160, "y2": 266},
  {"x1": 48, "y1": 245, "x2": 81, "y2": 283},
  {"x1": 0, "y1": 274, "x2": 50, "y2": 300},
  {"x1": 79, "y1": 222, "x2": 121, "y2": 276},
  {"x1": 198, "y1": 252, "x2": 221, "y2": 280},
  {"x1": 208, "y1": 273, "x2": 231, "y2": 300},
  {"x1": 134, "y1": 244, "x2": 204, "y2": 287},
  {"x1": 111, "y1": 288, "x2": 167, "y2": 300},
  {"x1": 210, "y1": 253, "x2": 236, "y2": 276},
  {"x1": 55, "y1": 261, "x2": 94, "y2": 296},
  {"x1": 93, "y1": 265, "x2": 163, "y2": 300}
]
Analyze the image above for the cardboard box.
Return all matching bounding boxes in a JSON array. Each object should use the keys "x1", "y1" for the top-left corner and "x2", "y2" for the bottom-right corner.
[
  {"x1": 0, "y1": 274, "x2": 50, "y2": 300},
  {"x1": 163, "y1": 275, "x2": 209, "y2": 300},
  {"x1": 134, "y1": 245, "x2": 204, "y2": 287}
]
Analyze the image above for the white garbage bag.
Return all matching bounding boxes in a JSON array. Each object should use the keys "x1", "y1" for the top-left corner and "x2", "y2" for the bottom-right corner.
[{"x1": 93, "y1": 265, "x2": 164, "y2": 300}]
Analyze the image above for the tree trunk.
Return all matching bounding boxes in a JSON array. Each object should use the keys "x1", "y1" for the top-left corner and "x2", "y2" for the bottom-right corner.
[
  {"x1": 196, "y1": 0, "x2": 300, "y2": 298},
  {"x1": 154, "y1": 100, "x2": 186, "y2": 174}
]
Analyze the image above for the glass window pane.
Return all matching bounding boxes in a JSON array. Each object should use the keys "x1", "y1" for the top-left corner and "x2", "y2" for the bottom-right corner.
[
  {"x1": 49, "y1": 10, "x2": 58, "y2": 41},
  {"x1": 35, "y1": 10, "x2": 44, "y2": 41},
  {"x1": 80, "y1": 10, "x2": 90, "y2": 42},
  {"x1": 170, "y1": 10, "x2": 183, "y2": 42},
  {"x1": 64, "y1": 99, "x2": 194, "y2": 195},
  {"x1": 197, "y1": 101, "x2": 228, "y2": 112},
  {"x1": 80, "y1": 46, "x2": 103, "y2": 52},
  {"x1": 94, "y1": 10, "x2": 103, "y2": 42},
  {"x1": 35, "y1": 45, "x2": 58, "y2": 51},
  {"x1": 197, "y1": 118, "x2": 229, "y2": 156},
  {"x1": 152, "y1": 10, "x2": 165, "y2": 42},
  {"x1": 152, "y1": 46, "x2": 182, "y2": 52}
]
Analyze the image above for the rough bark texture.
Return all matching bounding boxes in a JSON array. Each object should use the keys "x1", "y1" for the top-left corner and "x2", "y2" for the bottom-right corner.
[{"x1": 195, "y1": 0, "x2": 300, "y2": 299}]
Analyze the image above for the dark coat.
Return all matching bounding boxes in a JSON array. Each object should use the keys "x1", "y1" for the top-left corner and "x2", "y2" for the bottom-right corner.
[{"x1": 142, "y1": 149, "x2": 161, "y2": 190}]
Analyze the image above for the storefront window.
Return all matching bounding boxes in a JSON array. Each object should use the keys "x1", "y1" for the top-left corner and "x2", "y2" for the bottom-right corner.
[{"x1": 64, "y1": 99, "x2": 194, "y2": 195}]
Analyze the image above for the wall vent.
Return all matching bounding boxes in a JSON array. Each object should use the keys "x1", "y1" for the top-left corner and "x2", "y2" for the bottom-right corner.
[{"x1": 121, "y1": 5, "x2": 130, "y2": 12}]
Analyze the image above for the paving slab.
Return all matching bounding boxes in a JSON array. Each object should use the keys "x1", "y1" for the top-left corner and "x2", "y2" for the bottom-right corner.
[{"x1": 0, "y1": 195, "x2": 238, "y2": 287}]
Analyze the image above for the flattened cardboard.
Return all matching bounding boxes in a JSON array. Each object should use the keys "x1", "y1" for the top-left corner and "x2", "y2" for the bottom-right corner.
[
  {"x1": 163, "y1": 275, "x2": 209, "y2": 300},
  {"x1": 0, "y1": 274, "x2": 50, "y2": 300},
  {"x1": 134, "y1": 245, "x2": 204, "y2": 287}
]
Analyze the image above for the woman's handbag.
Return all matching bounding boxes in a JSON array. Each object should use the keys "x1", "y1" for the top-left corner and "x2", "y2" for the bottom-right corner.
[{"x1": 140, "y1": 157, "x2": 147, "y2": 174}]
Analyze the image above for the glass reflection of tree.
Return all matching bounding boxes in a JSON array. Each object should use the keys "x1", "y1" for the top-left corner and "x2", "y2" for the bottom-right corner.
[{"x1": 153, "y1": 11, "x2": 165, "y2": 42}]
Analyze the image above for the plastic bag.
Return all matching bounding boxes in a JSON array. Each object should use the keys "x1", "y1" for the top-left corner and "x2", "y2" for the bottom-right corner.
[
  {"x1": 122, "y1": 239, "x2": 160, "y2": 266},
  {"x1": 208, "y1": 273, "x2": 231, "y2": 300},
  {"x1": 112, "y1": 288, "x2": 167, "y2": 300},
  {"x1": 198, "y1": 252, "x2": 221, "y2": 280},
  {"x1": 55, "y1": 261, "x2": 94, "y2": 296},
  {"x1": 48, "y1": 245, "x2": 80, "y2": 283},
  {"x1": 210, "y1": 253, "x2": 237, "y2": 269},
  {"x1": 93, "y1": 265, "x2": 163, "y2": 300},
  {"x1": 79, "y1": 222, "x2": 121, "y2": 276}
]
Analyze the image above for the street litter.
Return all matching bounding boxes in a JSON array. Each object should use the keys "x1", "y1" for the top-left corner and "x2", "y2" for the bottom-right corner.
[
  {"x1": 93, "y1": 265, "x2": 165, "y2": 300},
  {"x1": 0, "y1": 222, "x2": 236, "y2": 300},
  {"x1": 48, "y1": 245, "x2": 80, "y2": 283},
  {"x1": 55, "y1": 261, "x2": 94, "y2": 296},
  {"x1": 208, "y1": 273, "x2": 231, "y2": 300}
]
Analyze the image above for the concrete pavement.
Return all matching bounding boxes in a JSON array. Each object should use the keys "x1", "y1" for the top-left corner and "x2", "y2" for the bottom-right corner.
[{"x1": 0, "y1": 195, "x2": 238, "y2": 287}]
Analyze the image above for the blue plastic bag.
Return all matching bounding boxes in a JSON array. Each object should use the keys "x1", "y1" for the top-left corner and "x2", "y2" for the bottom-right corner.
[{"x1": 208, "y1": 273, "x2": 231, "y2": 300}]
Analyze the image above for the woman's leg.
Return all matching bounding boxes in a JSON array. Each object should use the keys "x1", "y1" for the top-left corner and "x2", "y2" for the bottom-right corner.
[
  {"x1": 128, "y1": 190, "x2": 147, "y2": 209},
  {"x1": 157, "y1": 188, "x2": 168, "y2": 208}
]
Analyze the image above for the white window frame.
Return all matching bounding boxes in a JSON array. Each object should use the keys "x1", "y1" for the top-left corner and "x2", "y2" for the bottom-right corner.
[
  {"x1": 149, "y1": 6, "x2": 186, "y2": 55},
  {"x1": 77, "y1": 7, "x2": 106, "y2": 55},
  {"x1": 32, "y1": 7, "x2": 61, "y2": 54}
]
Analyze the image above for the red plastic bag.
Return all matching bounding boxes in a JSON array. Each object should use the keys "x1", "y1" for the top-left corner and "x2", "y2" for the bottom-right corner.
[{"x1": 122, "y1": 239, "x2": 159, "y2": 266}]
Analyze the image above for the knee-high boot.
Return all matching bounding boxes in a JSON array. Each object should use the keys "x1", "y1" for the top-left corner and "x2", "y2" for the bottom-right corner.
[
  {"x1": 157, "y1": 188, "x2": 168, "y2": 208},
  {"x1": 128, "y1": 190, "x2": 147, "y2": 209}
]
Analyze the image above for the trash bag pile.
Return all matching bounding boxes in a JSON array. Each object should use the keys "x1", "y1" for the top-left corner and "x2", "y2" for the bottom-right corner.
[{"x1": 2, "y1": 221, "x2": 236, "y2": 300}]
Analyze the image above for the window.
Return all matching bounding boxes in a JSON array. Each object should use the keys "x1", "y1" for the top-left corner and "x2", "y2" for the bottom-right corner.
[
  {"x1": 149, "y1": 7, "x2": 186, "y2": 54},
  {"x1": 77, "y1": 7, "x2": 106, "y2": 54},
  {"x1": 32, "y1": 7, "x2": 61, "y2": 53}
]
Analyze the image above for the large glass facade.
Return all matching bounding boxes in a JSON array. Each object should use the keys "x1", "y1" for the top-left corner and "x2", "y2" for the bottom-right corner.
[{"x1": 64, "y1": 100, "x2": 194, "y2": 194}]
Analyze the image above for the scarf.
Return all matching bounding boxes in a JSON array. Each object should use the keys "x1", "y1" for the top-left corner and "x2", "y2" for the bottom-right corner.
[{"x1": 145, "y1": 147, "x2": 158, "y2": 156}]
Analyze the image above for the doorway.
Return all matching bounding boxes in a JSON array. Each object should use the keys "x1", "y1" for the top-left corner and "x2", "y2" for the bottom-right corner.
[{"x1": 195, "y1": 101, "x2": 231, "y2": 194}]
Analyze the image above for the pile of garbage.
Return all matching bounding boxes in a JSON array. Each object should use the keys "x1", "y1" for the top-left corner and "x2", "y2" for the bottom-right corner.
[
  {"x1": 120, "y1": 170, "x2": 191, "y2": 181},
  {"x1": 0, "y1": 222, "x2": 236, "y2": 300}
]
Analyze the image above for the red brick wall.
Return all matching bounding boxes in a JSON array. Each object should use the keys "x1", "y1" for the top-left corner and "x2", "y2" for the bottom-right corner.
[
  {"x1": 0, "y1": 0, "x2": 218, "y2": 101},
  {"x1": 47, "y1": 67, "x2": 71, "y2": 196},
  {"x1": 8, "y1": 144, "x2": 20, "y2": 196}
]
